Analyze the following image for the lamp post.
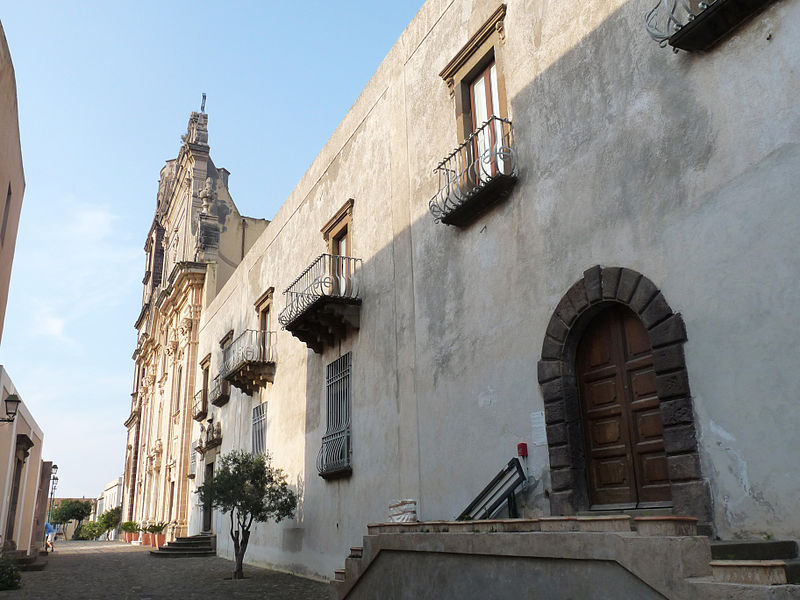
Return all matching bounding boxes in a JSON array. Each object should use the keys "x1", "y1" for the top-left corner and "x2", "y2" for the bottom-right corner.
[
  {"x1": 0, "y1": 394, "x2": 21, "y2": 423},
  {"x1": 47, "y1": 465, "x2": 59, "y2": 523}
]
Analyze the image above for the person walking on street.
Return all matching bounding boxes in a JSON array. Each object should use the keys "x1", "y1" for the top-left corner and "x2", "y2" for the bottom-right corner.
[{"x1": 45, "y1": 521, "x2": 56, "y2": 552}]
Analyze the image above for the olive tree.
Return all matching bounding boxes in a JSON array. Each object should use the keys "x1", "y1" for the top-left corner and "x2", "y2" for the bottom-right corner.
[
  {"x1": 51, "y1": 499, "x2": 93, "y2": 539},
  {"x1": 196, "y1": 451, "x2": 296, "y2": 579}
]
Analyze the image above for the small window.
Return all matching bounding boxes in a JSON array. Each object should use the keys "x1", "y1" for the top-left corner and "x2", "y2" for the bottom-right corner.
[
  {"x1": 189, "y1": 442, "x2": 197, "y2": 478},
  {"x1": 439, "y1": 5, "x2": 508, "y2": 143},
  {"x1": 252, "y1": 403, "x2": 267, "y2": 455},
  {"x1": 318, "y1": 352, "x2": 352, "y2": 479},
  {"x1": 254, "y1": 288, "x2": 274, "y2": 362},
  {"x1": 321, "y1": 198, "x2": 354, "y2": 256},
  {"x1": 1, "y1": 184, "x2": 11, "y2": 247},
  {"x1": 174, "y1": 366, "x2": 182, "y2": 413}
]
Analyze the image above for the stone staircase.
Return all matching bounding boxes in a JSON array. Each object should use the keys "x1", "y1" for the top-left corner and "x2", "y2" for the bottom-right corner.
[
  {"x1": 6, "y1": 549, "x2": 48, "y2": 571},
  {"x1": 330, "y1": 517, "x2": 800, "y2": 599},
  {"x1": 709, "y1": 539, "x2": 800, "y2": 585},
  {"x1": 149, "y1": 534, "x2": 216, "y2": 558}
]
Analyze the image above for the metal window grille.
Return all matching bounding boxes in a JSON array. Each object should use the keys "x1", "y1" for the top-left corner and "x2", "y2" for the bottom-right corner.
[
  {"x1": 317, "y1": 352, "x2": 352, "y2": 476},
  {"x1": 252, "y1": 403, "x2": 267, "y2": 455},
  {"x1": 189, "y1": 442, "x2": 197, "y2": 477}
]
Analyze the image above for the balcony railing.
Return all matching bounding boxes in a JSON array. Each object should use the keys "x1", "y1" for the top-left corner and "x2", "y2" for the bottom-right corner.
[
  {"x1": 645, "y1": 0, "x2": 775, "y2": 52},
  {"x1": 209, "y1": 375, "x2": 231, "y2": 407},
  {"x1": 192, "y1": 389, "x2": 208, "y2": 421},
  {"x1": 221, "y1": 330, "x2": 276, "y2": 396},
  {"x1": 429, "y1": 115, "x2": 517, "y2": 226},
  {"x1": 278, "y1": 254, "x2": 362, "y2": 353},
  {"x1": 316, "y1": 427, "x2": 352, "y2": 479},
  {"x1": 204, "y1": 422, "x2": 222, "y2": 450}
]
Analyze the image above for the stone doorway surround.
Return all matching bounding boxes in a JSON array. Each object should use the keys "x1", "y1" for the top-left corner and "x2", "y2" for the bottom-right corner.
[{"x1": 537, "y1": 266, "x2": 712, "y2": 527}]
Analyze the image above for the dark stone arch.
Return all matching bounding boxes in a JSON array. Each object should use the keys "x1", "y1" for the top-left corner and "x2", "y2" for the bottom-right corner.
[{"x1": 537, "y1": 266, "x2": 711, "y2": 527}]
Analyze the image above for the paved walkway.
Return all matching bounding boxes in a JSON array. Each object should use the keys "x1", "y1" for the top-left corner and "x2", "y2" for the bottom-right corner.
[{"x1": 1, "y1": 540, "x2": 332, "y2": 600}]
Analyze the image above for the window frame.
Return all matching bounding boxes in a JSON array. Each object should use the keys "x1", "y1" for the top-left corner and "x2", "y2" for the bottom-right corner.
[
  {"x1": 321, "y1": 198, "x2": 354, "y2": 256},
  {"x1": 254, "y1": 288, "x2": 275, "y2": 362},
  {"x1": 252, "y1": 402, "x2": 268, "y2": 455},
  {"x1": 439, "y1": 4, "x2": 509, "y2": 143}
]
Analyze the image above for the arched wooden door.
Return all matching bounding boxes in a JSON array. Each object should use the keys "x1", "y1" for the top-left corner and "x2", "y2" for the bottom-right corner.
[{"x1": 576, "y1": 305, "x2": 671, "y2": 508}]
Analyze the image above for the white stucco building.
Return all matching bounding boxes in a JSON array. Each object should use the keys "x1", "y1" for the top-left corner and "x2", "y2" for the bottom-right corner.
[{"x1": 128, "y1": 0, "x2": 800, "y2": 586}]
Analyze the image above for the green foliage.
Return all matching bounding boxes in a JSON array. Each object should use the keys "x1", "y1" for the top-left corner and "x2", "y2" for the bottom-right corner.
[
  {"x1": 0, "y1": 554, "x2": 21, "y2": 590},
  {"x1": 197, "y1": 451, "x2": 297, "y2": 524},
  {"x1": 76, "y1": 521, "x2": 105, "y2": 540},
  {"x1": 120, "y1": 521, "x2": 140, "y2": 533},
  {"x1": 50, "y1": 499, "x2": 93, "y2": 525},
  {"x1": 144, "y1": 521, "x2": 168, "y2": 534},
  {"x1": 196, "y1": 451, "x2": 297, "y2": 578},
  {"x1": 98, "y1": 506, "x2": 122, "y2": 533}
]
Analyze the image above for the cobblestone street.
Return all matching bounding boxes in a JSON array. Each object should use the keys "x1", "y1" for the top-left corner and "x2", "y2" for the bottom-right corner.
[{"x1": 1, "y1": 541, "x2": 332, "y2": 600}]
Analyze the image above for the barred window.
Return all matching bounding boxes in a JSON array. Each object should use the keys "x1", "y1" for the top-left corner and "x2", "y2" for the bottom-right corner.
[
  {"x1": 317, "y1": 352, "x2": 352, "y2": 478},
  {"x1": 252, "y1": 403, "x2": 267, "y2": 455},
  {"x1": 189, "y1": 442, "x2": 197, "y2": 477}
]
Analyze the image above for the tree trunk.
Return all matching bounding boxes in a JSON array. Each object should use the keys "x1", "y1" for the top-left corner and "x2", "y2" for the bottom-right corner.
[{"x1": 234, "y1": 529, "x2": 250, "y2": 579}]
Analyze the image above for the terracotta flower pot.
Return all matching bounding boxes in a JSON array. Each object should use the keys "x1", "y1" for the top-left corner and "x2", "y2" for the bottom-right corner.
[
  {"x1": 141, "y1": 532, "x2": 151, "y2": 546},
  {"x1": 131, "y1": 532, "x2": 139, "y2": 542},
  {"x1": 151, "y1": 533, "x2": 166, "y2": 549}
]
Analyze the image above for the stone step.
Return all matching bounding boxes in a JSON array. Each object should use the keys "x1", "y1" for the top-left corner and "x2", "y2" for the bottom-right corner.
[
  {"x1": 687, "y1": 576, "x2": 800, "y2": 599},
  {"x1": 149, "y1": 549, "x2": 216, "y2": 558},
  {"x1": 334, "y1": 569, "x2": 346, "y2": 582},
  {"x1": 156, "y1": 544, "x2": 213, "y2": 552},
  {"x1": 709, "y1": 560, "x2": 790, "y2": 585},
  {"x1": 18, "y1": 560, "x2": 48, "y2": 572},
  {"x1": 175, "y1": 535, "x2": 214, "y2": 543},
  {"x1": 162, "y1": 540, "x2": 212, "y2": 548},
  {"x1": 634, "y1": 516, "x2": 698, "y2": 537},
  {"x1": 711, "y1": 540, "x2": 798, "y2": 561},
  {"x1": 349, "y1": 546, "x2": 362, "y2": 559}
]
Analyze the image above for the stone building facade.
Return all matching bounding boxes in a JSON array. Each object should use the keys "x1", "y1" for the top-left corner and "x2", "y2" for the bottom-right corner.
[
  {"x1": 121, "y1": 112, "x2": 267, "y2": 540},
  {"x1": 128, "y1": 0, "x2": 797, "y2": 582},
  {"x1": 0, "y1": 20, "x2": 25, "y2": 346},
  {"x1": 0, "y1": 366, "x2": 50, "y2": 556}
]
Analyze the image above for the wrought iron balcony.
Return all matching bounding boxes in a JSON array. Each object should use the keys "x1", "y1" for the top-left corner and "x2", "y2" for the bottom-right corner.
[
  {"x1": 429, "y1": 115, "x2": 517, "y2": 227},
  {"x1": 204, "y1": 422, "x2": 222, "y2": 451},
  {"x1": 645, "y1": 0, "x2": 776, "y2": 52},
  {"x1": 221, "y1": 330, "x2": 276, "y2": 396},
  {"x1": 209, "y1": 375, "x2": 231, "y2": 407},
  {"x1": 278, "y1": 254, "x2": 362, "y2": 353},
  {"x1": 316, "y1": 427, "x2": 352, "y2": 479},
  {"x1": 192, "y1": 389, "x2": 208, "y2": 421}
]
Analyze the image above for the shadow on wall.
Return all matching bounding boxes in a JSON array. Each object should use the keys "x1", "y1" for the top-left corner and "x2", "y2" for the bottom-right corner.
[{"x1": 266, "y1": 0, "x2": 790, "y2": 542}]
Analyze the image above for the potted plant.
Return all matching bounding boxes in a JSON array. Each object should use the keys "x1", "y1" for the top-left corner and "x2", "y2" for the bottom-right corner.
[
  {"x1": 147, "y1": 522, "x2": 168, "y2": 549},
  {"x1": 140, "y1": 523, "x2": 151, "y2": 547},
  {"x1": 120, "y1": 521, "x2": 140, "y2": 543}
]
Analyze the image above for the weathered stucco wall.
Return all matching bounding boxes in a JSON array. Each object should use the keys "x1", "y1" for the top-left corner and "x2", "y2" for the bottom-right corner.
[
  {"x1": 189, "y1": 0, "x2": 800, "y2": 580},
  {"x1": 0, "y1": 367, "x2": 44, "y2": 555},
  {"x1": 0, "y1": 21, "x2": 25, "y2": 346}
]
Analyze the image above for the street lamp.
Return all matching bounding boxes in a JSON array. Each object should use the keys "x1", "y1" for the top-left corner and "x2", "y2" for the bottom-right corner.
[
  {"x1": 47, "y1": 465, "x2": 59, "y2": 523},
  {"x1": 0, "y1": 394, "x2": 21, "y2": 423}
]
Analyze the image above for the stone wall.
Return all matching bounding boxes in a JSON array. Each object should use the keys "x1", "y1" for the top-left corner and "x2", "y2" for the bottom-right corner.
[{"x1": 188, "y1": 0, "x2": 800, "y2": 579}]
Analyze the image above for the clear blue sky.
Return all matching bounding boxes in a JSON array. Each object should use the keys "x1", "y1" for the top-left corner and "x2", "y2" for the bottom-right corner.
[{"x1": 0, "y1": 1, "x2": 424, "y2": 499}]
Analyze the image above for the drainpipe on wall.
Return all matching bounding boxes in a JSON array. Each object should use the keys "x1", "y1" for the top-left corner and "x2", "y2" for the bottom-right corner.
[{"x1": 241, "y1": 219, "x2": 247, "y2": 260}]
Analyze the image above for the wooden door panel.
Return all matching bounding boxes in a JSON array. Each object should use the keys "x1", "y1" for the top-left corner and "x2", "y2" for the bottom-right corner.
[
  {"x1": 591, "y1": 459, "x2": 636, "y2": 505},
  {"x1": 630, "y1": 369, "x2": 657, "y2": 402},
  {"x1": 635, "y1": 411, "x2": 664, "y2": 440},
  {"x1": 590, "y1": 417, "x2": 623, "y2": 446},
  {"x1": 578, "y1": 305, "x2": 671, "y2": 508},
  {"x1": 584, "y1": 379, "x2": 618, "y2": 409},
  {"x1": 622, "y1": 310, "x2": 652, "y2": 359}
]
